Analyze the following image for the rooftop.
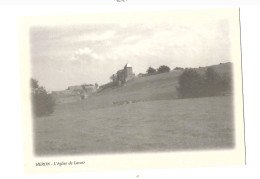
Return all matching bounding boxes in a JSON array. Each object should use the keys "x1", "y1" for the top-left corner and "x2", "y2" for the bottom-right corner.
[{"x1": 124, "y1": 63, "x2": 132, "y2": 68}]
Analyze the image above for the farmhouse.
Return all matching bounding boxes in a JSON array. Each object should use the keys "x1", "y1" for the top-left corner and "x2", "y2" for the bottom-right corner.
[
  {"x1": 51, "y1": 83, "x2": 99, "y2": 103},
  {"x1": 114, "y1": 63, "x2": 135, "y2": 85},
  {"x1": 67, "y1": 84, "x2": 99, "y2": 100},
  {"x1": 68, "y1": 84, "x2": 98, "y2": 93}
]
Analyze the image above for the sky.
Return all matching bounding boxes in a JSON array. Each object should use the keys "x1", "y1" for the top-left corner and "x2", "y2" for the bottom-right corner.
[{"x1": 30, "y1": 11, "x2": 231, "y2": 91}]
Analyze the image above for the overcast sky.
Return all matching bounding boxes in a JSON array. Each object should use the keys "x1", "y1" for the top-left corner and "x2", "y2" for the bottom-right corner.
[{"x1": 30, "y1": 11, "x2": 231, "y2": 91}]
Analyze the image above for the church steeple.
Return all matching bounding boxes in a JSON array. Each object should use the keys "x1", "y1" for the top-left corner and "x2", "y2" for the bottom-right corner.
[{"x1": 124, "y1": 63, "x2": 132, "y2": 68}]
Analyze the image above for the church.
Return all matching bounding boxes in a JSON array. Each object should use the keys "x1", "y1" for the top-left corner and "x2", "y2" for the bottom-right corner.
[{"x1": 114, "y1": 63, "x2": 135, "y2": 85}]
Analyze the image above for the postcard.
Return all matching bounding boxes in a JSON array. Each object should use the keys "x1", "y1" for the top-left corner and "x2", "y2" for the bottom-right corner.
[{"x1": 19, "y1": 8, "x2": 245, "y2": 173}]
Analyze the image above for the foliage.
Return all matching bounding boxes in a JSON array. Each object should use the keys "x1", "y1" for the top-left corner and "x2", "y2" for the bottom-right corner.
[
  {"x1": 31, "y1": 78, "x2": 55, "y2": 117},
  {"x1": 177, "y1": 67, "x2": 232, "y2": 98},
  {"x1": 146, "y1": 67, "x2": 156, "y2": 74},
  {"x1": 31, "y1": 78, "x2": 39, "y2": 89},
  {"x1": 174, "y1": 67, "x2": 184, "y2": 70},
  {"x1": 158, "y1": 65, "x2": 170, "y2": 73},
  {"x1": 110, "y1": 74, "x2": 117, "y2": 82},
  {"x1": 177, "y1": 69, "x2": 204, "y2": 98}
]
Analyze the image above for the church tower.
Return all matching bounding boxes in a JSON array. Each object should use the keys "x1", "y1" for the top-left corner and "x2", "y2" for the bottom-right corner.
[{"x1": 124, "y1": 63, "x2": 134, "y2": 82}]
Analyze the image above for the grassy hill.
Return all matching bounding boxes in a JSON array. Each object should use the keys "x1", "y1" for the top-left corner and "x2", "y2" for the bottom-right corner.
[
  {"x1": 34, "y1": 62, "x2": 234, "y2": 155},
  {"x1": 71, "y1": 62, "x2": 233, "y2": 110}
]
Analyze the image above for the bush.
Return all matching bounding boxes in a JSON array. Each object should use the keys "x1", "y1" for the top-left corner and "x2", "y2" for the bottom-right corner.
[
  {"x1": 174, "y1": 67, "x2": 184, "y2": 70},
  {"x1": 221, "y1": 73, "x2": 233, "y2": 92},
  {"x1": 158, "y1": 65, "x2": 170, "y2": 73},
  {"x1": 177, "y1": 69, "x2": 204, "y2": 98},
  {"x1": 177, "y1": 67, "x2": 232, "y2": 98},
  {"x1": 146, "y1": 67, "x2": 157, "y2": 74},
  {"x1": 31, "y1": 78, "x2": 55, "y2": 117},
  {"x1": 204, "y1": 67, "x2": 222, "y2": 96}
]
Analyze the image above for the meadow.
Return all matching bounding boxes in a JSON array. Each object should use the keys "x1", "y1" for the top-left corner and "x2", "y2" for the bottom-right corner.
[
  {"x1": 34, "y1": 63, "x2": 234, "y2": 156},
  {"x1": 34, "y1": 96, "x2": 234, "y2": 156}
]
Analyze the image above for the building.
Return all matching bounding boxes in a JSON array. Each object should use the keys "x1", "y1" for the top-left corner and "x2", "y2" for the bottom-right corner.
[
  {"x1": 52, "y1": 83, "x2": 99, "y2": 103},
  {"x1": 114, "y1": 63, "x2": 135, "y2": 85},
  {"x1": 124, "y1": 63, "x2": 135, "y2": 82}
]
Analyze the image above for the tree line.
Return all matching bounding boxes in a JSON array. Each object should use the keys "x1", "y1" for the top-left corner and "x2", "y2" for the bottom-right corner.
[
  {"x1": 146, "y1": 65, "x2": 171, "y2": 74},
  {"x1": 31, "y1": 78, "x2": 55, "y2": 117},
  {"x1": 176, "y1": 67, "x2": 233, "y2": 98}
]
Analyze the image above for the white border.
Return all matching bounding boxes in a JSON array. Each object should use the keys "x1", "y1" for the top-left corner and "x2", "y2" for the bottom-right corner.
[
  {"x1": 1, "y1": 4, "x2": 259, "y2": 179},
  {"x1": 19, "y1": 8, "x2": 244, "y2": 174}
]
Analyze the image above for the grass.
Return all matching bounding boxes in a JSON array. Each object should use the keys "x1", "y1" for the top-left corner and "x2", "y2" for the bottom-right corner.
[
  {"x1": 34, "y1": 62, "x2": 234, "y2": 156},
  {"x1": 34, "y1": 96, "x2": 234, "y2": 156}
]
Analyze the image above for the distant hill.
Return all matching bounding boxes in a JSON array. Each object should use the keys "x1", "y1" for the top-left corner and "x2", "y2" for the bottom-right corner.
[
  {"x1": 35, "y1": 62, "x2": 234, "y2": 155},
  {"x1": 73, "y1": 62, "x2": 233, "y2": 110},
  {"x1": 51, "y1": 84, "x2": 98, "y2": 104}
]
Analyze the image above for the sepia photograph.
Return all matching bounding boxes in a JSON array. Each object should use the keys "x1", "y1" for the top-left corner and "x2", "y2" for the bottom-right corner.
[{"x1": 19, "y1": 8, "x2": 245, "y2": 172}]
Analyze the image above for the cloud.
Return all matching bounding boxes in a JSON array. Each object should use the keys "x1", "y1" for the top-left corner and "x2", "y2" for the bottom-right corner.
[
  {"x1": 122, "y1": 35, "x2": 142, "y2": 44},
  {"x1": 76, "y1": 47, "x2": 93, "y2": 55},
  {"x1": 30, "y1": 17, "x2": 231, "y2": 91},
  {"x1": 98, "y1": 20, "x2": 230, "y2": 74},
  {"x1": 79, "y1": 30, "x2": 116, "y2": 42},
  {"x1": 68, "y1": 46, "x2": 106, "y2": 69}
]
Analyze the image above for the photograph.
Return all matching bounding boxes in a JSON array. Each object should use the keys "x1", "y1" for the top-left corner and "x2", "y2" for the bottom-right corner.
[{"x1": 19, "y1": 8, "x2": 245, "y2": 172}]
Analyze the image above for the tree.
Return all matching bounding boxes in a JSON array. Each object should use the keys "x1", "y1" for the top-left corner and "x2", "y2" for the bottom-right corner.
[
  {"x1": 177, "y1": 69, "x2": 203, "y2": 98},
  {"x1": 31, "y1": 78, "x2": 55, "y2": 117},
  {"x1": 146, "y1": 67, "x2": 156, "y2": 74},
  {"x1": 205, "y1": 67, "x2": 220, "y2": 84},
  {"x1": 204, "y1": 67, "x2": 221, "y2": 95},
  {"x1": 176, "y1": 67, "x2": 233, "y2": 98},
  {"x1": 220, "y1": 73, "x2": 233, "y2": 92},
  {"x1": 174, "y1": 67, "x2": 184, "y2": 70},
  {"x1": 31, "y1": 78, "x2": 39, "y2": 89},
  {"x1": 158, "y1": 65, "x2": 170, "y2": 73},
  {"x1": 110, "y1": 74, "x2": 118, "y2": 85}
]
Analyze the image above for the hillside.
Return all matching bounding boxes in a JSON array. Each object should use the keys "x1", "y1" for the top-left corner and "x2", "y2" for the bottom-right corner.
[
  {"x1": 35, "y1": 62, "x2": 234, "y2": 155},
  {"x1": 56, "y1": 62, "x2": 233, "y2": 111}
]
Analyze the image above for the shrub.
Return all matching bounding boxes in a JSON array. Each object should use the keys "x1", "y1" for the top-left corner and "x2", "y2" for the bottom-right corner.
[
  {"x1": 202, "y1": 67, "x2": 221, "y2": 96},
  {"x1": 174, "y1": 67, "x2": 184, "y2": 70},
  {"x1": 177, "y1": 67, "x2": 232, "y2": 98},
  {"x1": 220, "y1": 73, "x2": 233, "y2": 92},
  {"x1": 158, "y1": 65, "x2": 170, "y2": 73},
  {"x1": 177, "y1": 69, "x2": 204, "y2": 98},
  {"x1": 31, "y1": 78, "x2": 55, "y2": 117},
  {"x1": 146, "y1": 67, "x2": 157, "y2": 74}
]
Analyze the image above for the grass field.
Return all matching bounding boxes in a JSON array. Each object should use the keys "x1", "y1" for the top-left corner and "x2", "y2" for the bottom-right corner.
[
  {"x1": 34, "y1": 96, "x2": 234, "y2": 156},
  {"x1": 34, "y1": 63, "x2": 234, "y2": 156}
]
